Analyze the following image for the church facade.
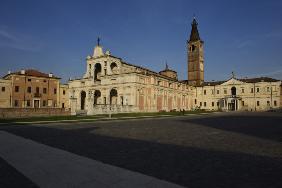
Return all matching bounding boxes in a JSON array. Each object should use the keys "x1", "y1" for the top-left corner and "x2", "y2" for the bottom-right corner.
[{"x1": 68, "y1": 18, "x2": 281, "y2": 115}]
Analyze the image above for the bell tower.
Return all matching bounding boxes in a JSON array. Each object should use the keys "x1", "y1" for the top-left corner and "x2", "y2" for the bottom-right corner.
[{"x1": 187, "y1": 17, "x2": 204, "y2": 86}]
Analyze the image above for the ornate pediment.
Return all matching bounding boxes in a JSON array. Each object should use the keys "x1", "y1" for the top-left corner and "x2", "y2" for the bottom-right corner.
[{"x1": 221, "y1": 78, "x2": 244, "y2": 86}]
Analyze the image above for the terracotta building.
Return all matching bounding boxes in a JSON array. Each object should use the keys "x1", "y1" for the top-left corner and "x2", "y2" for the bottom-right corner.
[{"x1": 2, "y1": 69, "x2": 60, "y2": 108}]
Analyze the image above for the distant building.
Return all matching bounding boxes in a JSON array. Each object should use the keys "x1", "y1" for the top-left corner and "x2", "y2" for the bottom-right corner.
[{"x1": 2, "y1": 69, "x2": 61, "y2": 108}]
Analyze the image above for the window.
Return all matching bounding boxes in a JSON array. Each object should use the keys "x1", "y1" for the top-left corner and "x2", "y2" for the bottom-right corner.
[
  {"x1": 43, "y1": 100, "x2": 46, "y2": 107},
  {"x1": 257, "y1": 101, "x2": 260, "y2": 106},
  {"x1": 217, "y1": 90, "x2": 219, "y2": 94},
  {"x1": 15, "y1": 86, "x2": 19, "y2": 92},
  {"x1": 241, "y1": 88, "x2": 244, "y2": 93},
  {"x1": 217, "y1": 102, "x2": 219, "y2": 106},
  {"x1": 43, "y1": 80, "x2": 47, "y2": 83},
  {"x1": 200, "y1": 102, "x2": 202, "y2": 106},
  {"x1": 14, "y1": 100, "x2": 18, "y2": 107},
  {"x1": 267, "y1": 101, "x2": 270, "y2": 106},
  {"x1": 195, "y1": 99, "x2": 197, "y2": 104},
  {"x1": 212, "y1": 102, "x2": 214, "y2": 107},
  {"x1": 251, "y1": 88, "x2": 254, "y2": 93},
  {"x1": 274, "y1": 101, "x2": 277, "y2": 106},
  {"x1": 62, "y1": 103, "x2": 65, "y2": 108},
  {"x1": 27, "y1": 100, "x2": 31, "y2": 107},
  {"x1": 256, "y1": 88, "x2": 260, "y2": 93},
  {"x1": 204, "y1": 102, "x2": 206, "y2": 107},
  {"x1": 267, "y1": 87, "x2": 270, "y2": 92},
  {"x1": 203, "y1": 90, "x2": 206, "y2": 95},
  {"x1": 224, "y1": 89, "x2": 227, "y2": 94},
  {"x1": 28, "y1": 78, "x2": 31, "y2": 82},
  {"x1": 36, "y1": 87, "x2": 39, "y2": 93},
  {"x1": 63, "y1": 90, "x2": 65, "y2": 95},
  {"x1": 43, "y1": 88, "x2": 47, "y2": 94},
  {"x1": 27, "y1": 87, "x2": 31, "y2": 93},
  {"x1": 104, "y1": 69, "x2": 107, "y2": 75},
  {"x1": 54, "y1": 88, "x2": 57, "y2": 94},
  {"x1": 242, "y1": 101, "x2": 245, "y2": 106},
  {"x1": 211, "y1": 90, "x2": 214, "y2": 95},
  {"x1": 1, "y1": 87, "x2": 5, "y2": 92}
]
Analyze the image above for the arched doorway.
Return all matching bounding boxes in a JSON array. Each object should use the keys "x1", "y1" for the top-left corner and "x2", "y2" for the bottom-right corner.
[
  {"x1": 94, "y1": 90, "x2": 101, "y2": 105},
  {"x1": 94, "y1": 63, "x2": 101, "y2": 81},
  {"x1": 110, "y1": 89, "x2": 118, "y2": 105},
  {"x1": 231, "y1": 87, "x2": 236, "y2": 96},
  {"x1": 81, "y1": 91, "x2": 86, "y2": 110}
]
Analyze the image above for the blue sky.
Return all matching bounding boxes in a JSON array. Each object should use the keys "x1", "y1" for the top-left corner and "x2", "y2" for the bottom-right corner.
[{"x1": 0, "y1": 0, "x2": 282, "y2": 83}]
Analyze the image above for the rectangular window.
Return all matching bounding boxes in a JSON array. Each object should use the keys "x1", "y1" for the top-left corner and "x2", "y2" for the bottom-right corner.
[
  {"x1": 63, "y1": 90, "x2": 65, "y2": 95},
  {"x1": 28, "y1": 78, "x2": 31, "y2": 82},
  {"x1": 36, "y1": 87, "x2": 39, "y2": 93},
  {"x1": 43, "y1": 88, "x2": 47, "y2": 94},
  {"x1": 242, "y1": 101, "x2": 245, "y2": 106},
  {"x1": 1, "y1": 87, "x2": 5, "y2": 92},
  {"x1": 257, "y1": 101, "x2": 260, "y2": 106},
  {"x1": 54, "y1": 88, "x2": 57, "y2": 94},
  {"x1": 26, "y1": 100, "x2": 31, "y2": 107},
  {"x1": 195, "y1": 99, "x2": 197, "y2": 104},
  {"x1": 217, "y1": 102, "x2": 219, "y2": 106},
  {"x1": 43, "y1": 100, "x2": 46, "y2": 106},
  {"x1": 14, "y1": 100, "x2": 18, "y2": 107},
  {"x1": 204, "y1": 90, "x2": 206, "y2": 95},
  {"x1": 256, "y1": 88, "x2": 260, "y2": 93},
  {"x1": 62, "y1": 103, "x2": 65, "y2": 108},
  {"x1": 204, "y1": 102, "x2": 206, "y2": 107},
  {"x1": 274, "y1": 101, "x2": 277, "y2": 106},
  {"x1": 224, "y1": 90, "x2": 227, "y2": 94},
  {"x1": 217, "y1": 90, "x2": 219, "y2": 94},
  {"x1": 200, "y1": 102, "x2": 202, "y2": 106},
  {"x1": 267, "y1": 101, "x2": 270, "y2": 106},
  {"x1": 251, "y1": 88, "x2": 254, "y2": 93},
  {"x1": 211, "y1": 90, "x2": 214, "y2": 95},
  {"x1": 43, "y1": 80, "x2": 47, "y2": 83},
  {"x1": 212, "y1": 102, "x2": 214, "y2": 107},
  {"x1": 27, "y1": 87, "x2": 31, "y2": 93},
  {"x1": 15, "y1": 86, "x2": 19, "y2": 92},
  {"x1": 241, "y1": 88, "x2": 244, "y2": 93},
  {"x1": 267, "y1": 87, "x2": 270, "y2": 92}
]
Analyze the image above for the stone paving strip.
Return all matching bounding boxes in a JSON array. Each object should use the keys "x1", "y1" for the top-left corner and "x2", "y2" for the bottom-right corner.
[
  {"x1": 0, "y1": 112, "x2": 216, "y2": 125},
  {"x1": 0, "y1": 131, "x2": 184, "y2": 188}
]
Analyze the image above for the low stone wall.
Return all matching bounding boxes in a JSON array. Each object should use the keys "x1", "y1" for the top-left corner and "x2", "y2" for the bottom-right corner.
[{"x1": 0, "y1": 108, "x2": 71, "y2": 119}]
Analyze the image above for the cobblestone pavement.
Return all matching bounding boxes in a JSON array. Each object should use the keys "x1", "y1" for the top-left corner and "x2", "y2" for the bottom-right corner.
[{"x1": 1, "y1": 112, "x2": 282, "y2": 187}]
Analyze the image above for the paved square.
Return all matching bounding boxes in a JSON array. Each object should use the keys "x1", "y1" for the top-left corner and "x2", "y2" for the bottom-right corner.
[{"x1": 1, "y1": 112, "x2": 282, "y2": 187}]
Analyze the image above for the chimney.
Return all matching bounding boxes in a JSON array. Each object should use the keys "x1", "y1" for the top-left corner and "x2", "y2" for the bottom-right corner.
[
  {"x1": 20, "y1": 69, "x2": 25, "y2": 74},
  {"x1": 49, "y1": 73, "x2": 53, "y2": 78}
]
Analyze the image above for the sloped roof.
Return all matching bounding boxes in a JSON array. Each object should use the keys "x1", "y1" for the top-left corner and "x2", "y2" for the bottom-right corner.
[
  {"x1": 201, "y1": 77, "x2": 280, "y2": 86},
  {"x1": 3, "y1": 69, "x2": 60, "y2": 79}
]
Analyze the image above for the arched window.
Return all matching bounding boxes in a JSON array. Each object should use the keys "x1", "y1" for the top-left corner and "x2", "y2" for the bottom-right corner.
[
  {"x1": 231, "y1": 87, "x2": 236, "y2": 96},
  {"x1": 110, "y1": 62, "x2": 118, "y2": 74},
  {"x1": 94, "y1": 63, "x2": 101, "y2": 81}
]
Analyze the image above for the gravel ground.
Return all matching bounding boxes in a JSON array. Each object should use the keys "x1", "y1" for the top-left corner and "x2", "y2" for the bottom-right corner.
[{"x1": 1, "y1": 112, "x2": 282, "y2": 188}]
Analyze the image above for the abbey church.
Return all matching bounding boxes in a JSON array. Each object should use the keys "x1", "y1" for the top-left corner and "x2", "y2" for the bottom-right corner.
[
  {"x1": 1, "y1": 18, "x2": 281, "y2": 115},
  {"x1": 67, "y1": 18, "x2": 281, "y2": 115}
]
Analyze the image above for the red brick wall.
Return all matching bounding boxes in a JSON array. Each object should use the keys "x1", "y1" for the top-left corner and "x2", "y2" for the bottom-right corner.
[{"x1": 0, "y1": 108, "x2": 70, "y2": 119}]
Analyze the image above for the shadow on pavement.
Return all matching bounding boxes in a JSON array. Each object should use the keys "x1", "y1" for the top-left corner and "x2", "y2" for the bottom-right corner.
[
  {"x1": 1, "y1": 124, "x2": 282, "y2": 188},
  {"x1": 180, "y1": 114, "x2": 282, "y2": 142}
]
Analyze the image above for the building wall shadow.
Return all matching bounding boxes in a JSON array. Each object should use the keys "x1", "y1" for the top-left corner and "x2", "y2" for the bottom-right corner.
[{"x1": 1, "y1": 125, "x2": 282, "y2": 188}]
